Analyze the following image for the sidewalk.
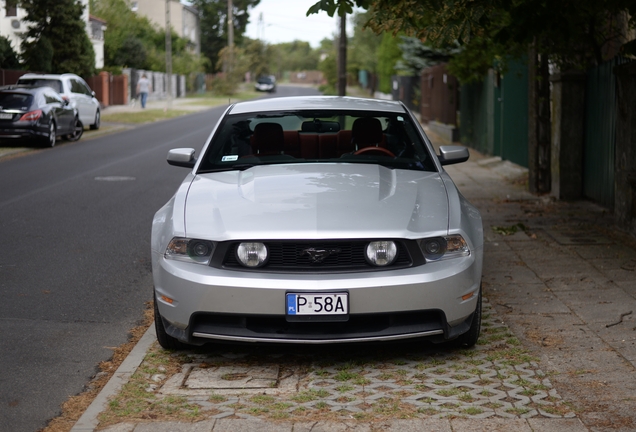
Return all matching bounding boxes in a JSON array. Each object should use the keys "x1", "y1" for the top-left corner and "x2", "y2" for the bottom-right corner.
[{"x1": 68, "y1": 128, "x2": 636, "y2": 432}]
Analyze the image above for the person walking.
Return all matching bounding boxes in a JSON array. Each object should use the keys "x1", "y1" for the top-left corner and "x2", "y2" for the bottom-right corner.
[{"x1": 136, "y1": 74, "x2": 151, "y2": 109}]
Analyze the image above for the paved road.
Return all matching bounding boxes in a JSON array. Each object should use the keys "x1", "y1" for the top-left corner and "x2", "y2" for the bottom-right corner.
[{"x1": 0, "y1": 85, "x2": 321, "y2": 431}]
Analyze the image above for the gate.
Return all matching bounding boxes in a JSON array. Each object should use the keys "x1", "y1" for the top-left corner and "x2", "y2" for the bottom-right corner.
[{"x1": 583, "y1": 56, "x2": 631, "y2": 207}]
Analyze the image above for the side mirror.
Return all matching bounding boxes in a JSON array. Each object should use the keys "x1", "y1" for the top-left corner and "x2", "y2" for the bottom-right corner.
[
  {"x1": 438, "y1": 146, "x2": 469, "y2": 166},
  {"x1": 167, "y1": 148, "x2": 197, "y2": 168}
]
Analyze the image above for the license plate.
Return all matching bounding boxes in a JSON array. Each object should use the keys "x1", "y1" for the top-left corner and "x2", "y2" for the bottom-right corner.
[
  {"x1": 286, "y1": 292, "x2": 348, "y2": 321},
  {"x1": 0, "y1": 113, "x2": 13, "y2": 120}
]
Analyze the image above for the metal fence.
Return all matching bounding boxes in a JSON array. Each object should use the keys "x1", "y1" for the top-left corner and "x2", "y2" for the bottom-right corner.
[
  {"x1": 420, "y1": 64, "x2": 458, "y2": 125},
  {"x1": 459, "y1": 58, "x2": 529, "y2": 167},
  {"x1": 390, "y1": 75, "x2": 420, "y2": 113},
  {"x1": 583, "y1": 56, "x2": 632, "y2": 207}
]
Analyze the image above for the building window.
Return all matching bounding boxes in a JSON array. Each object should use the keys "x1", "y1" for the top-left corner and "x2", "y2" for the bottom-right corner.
[
  {"x1": 6, "y1": 0, "x2": 18, "y2": 17},
  {"x1": 131, "y1": 1, "x2": 138, "y2": 12}
]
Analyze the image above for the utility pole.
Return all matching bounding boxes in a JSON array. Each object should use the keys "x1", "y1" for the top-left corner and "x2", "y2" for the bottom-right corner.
[
  {"x1": 227, "y1": 0, "x2": 234, "y2": 73},
  {"x1": 337, "y1": 13, "x2": 346, "y2": 96},
  {"x1": 165, "y1": 0, "x2": 173, "y2": 109}
]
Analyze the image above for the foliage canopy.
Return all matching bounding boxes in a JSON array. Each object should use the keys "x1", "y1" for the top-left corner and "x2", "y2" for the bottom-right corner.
[
  {"x1": 20, "y1": 0, "x2": 95, "y2": 77},
  {"x1": 91, "y1": 0, "x2": 208, "y2": 74},
  {"x1": 364, "y1": 0, "x2": 636, "y2": 81},
  {"x1": 191, "y1": 0, "x2": 260, "y2": 73}
]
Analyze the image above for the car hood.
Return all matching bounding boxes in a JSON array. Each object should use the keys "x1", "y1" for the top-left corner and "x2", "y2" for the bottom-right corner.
[{"x1": 183, "y1": 163, "x2": 450, "y2": 240}]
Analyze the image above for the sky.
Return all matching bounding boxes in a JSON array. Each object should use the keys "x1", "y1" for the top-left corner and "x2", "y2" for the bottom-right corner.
[{"x1": 244, "y1": 0, "x2": 350, "y2": 48}]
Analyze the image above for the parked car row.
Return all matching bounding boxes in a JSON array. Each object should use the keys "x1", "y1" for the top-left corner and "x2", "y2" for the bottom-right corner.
[{"x1": 0, "y1": 73, "x2": 100, "y2": 148}]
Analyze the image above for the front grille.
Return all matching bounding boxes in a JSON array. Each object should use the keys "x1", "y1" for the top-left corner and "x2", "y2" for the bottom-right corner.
[{"x1": 216, "y1": 239, "x2": 420, "y2": 273}]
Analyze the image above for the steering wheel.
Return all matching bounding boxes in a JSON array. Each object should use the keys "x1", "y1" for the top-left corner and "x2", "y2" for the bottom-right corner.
[{"x1": 354, "y1": 146, "x2": 395, "y2": 157}]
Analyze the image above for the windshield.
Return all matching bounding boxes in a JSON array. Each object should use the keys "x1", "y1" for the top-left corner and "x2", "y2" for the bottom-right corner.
[
  {"x1": 17, "y1": 78, "x2": 63, "y2": 93},
  {"x1": 197, "y1": 109, "x2": 437, "y2": 173}
]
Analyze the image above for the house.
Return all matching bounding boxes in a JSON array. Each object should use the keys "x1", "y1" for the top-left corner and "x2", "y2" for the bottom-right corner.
[
  {"x1": 131, "y1": 0, "x2": 200, "y2": 54},
  {"x1": 0, "y1": 0, "x2": 105, "y2": 69}
]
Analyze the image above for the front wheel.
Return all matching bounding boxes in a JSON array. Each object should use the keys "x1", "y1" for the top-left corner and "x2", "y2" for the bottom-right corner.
[
  {"x1": 64, "y1": 118, "x2": 83, "y2": 142},
  {"x1": 89, "y1": 110, "x2": 100, "y2": 130},
  {"x1": 41, "y1": 122, "x2": 56, "y2": 147},
  {"x1": 154, "y1": 294, "x2": 190, "y2": 350}
]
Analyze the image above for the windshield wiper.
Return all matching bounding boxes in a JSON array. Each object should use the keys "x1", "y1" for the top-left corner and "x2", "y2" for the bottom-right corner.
[{"x1": 198, "y1": 164, "x2": 255, "y2": 173}]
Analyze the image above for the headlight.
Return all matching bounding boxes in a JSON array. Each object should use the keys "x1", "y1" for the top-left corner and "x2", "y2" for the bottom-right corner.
[
  {"x1": 419, "y1": 234, "x2": 470, "y2": 261},
  {"x1": 165, "y1": 237, "x2": 215, "y2": 265},
  {"x1": 236, "y1": 242, "x2": 268, "y2": 267},
  {"x1": 365, "y1": 241, "x2": 397, "y2": 266}
]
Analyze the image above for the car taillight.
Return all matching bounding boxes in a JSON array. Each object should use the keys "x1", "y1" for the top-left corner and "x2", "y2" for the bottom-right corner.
[{"x1": 19, "y1": 110, "x2": 42, "y2": 121}]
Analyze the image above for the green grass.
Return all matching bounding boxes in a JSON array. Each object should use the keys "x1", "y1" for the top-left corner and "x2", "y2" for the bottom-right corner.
[{"x1": 101, "y1": 109, "x2": 192, "y2": 124}]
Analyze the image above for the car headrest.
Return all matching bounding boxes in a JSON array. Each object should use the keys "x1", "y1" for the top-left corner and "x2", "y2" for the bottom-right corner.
[
  {"x1": 352, "y1": 117, "x2": 383, "y2": 147},
  {"x1": 252, "y1": 122, "x2": 284, "y2": 155}
]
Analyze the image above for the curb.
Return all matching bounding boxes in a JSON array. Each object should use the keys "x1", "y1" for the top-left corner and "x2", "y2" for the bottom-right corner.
[{"x1": 71, "y1": 325, "x2": 156, "y2": 432}]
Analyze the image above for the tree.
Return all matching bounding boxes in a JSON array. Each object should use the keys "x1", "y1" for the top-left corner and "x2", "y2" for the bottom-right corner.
[
  {"x1": 192, "y1": 0, "x2": 260, "y2": 73},
  {"x1": 20, "y1": 0, "x2": 95, "y2": 77},
  {"x1": 376, "y1": 33, "x2": 400, "y2": 94},
  {"x1": 0, "y1": 36, "x2": 20, "y2": 69},
  {"x1": 92, "y1": 0, "x2": 208, "y2": 75},
  {"x1": 307, "y1": 0, "x2": 371, "y2": 96},
  {"x1": 395, "y1": 37, "x2": 459, "y2": 76},
  {"x1": 243, "y1": 38, "x2": 271, "y2": 78},
  {"x1": 270, "y1": 41, "x2": 320, "y2": 74},
  {"x1": 348, "y1": 10, "x2": 382, "y2": 92}
]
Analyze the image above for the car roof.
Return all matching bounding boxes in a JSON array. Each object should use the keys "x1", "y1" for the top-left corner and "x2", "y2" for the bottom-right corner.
[
  {"x1": 228, "y1": 96, "x2": 407, "y2": 115},
  {"x1": 18, "y1": 73, "x2": 79, "y2": 80},
  {"x1": 0, "y1": 85, "x2": 49, "y2": 94}
]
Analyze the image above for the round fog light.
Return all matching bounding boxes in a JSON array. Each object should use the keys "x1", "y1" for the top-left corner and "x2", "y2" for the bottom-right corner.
[
  {"x1": 237, "y1": 242, "x2": 268, "y2": 267},
  {"x1": 366, "y1": 241, "x2": 397, "y2": 266}
]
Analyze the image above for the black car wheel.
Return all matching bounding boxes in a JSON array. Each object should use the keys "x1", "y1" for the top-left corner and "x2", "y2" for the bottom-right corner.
[
  {"x1": 89, "y1": 110, "x2": 100, "y2": 130},
  {"x1": 64, "y1": 117, "x2": 83, "y2": 142},
  {"x1": 154, "y1": 293, "x2": 190, "y2": 350},
  {"x1": 42, "y1": 121, "x2": 56, "y2": 147}
]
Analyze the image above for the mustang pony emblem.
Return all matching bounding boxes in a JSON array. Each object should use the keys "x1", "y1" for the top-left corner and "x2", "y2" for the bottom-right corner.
[{"x1": 301, "y1": 247, "x2": 341, "y2": 263}]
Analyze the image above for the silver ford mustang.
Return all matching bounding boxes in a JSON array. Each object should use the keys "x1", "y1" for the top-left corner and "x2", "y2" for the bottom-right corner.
[{"x1": 151, "y1": 96, "x2": 483, "y2": 350}]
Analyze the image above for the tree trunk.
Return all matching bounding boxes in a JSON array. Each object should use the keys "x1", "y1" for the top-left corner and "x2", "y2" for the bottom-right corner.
[
  {"x1": 338, "y1": 14, "x2": 346, "y2": 96},
  {"x1": 528, "y1": 41, "x2": 551, "y2": 193}
]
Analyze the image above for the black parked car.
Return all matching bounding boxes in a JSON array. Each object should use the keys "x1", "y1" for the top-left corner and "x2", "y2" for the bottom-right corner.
[{"x1": 0, "y1": 85, "x2": 82, "y2": 147}]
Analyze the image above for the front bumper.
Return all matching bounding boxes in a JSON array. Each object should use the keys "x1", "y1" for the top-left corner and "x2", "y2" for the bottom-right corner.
[{"x1": 153, "y1": 250, "x2": 482, "y2": 345}]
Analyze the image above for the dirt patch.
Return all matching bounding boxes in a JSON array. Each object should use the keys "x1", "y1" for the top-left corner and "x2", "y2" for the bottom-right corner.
[{"x1": 525, "y1": 329, "x2": 564, "y2": 347}]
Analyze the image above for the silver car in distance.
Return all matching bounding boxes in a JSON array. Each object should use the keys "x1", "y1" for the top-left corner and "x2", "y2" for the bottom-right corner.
[{"x1": 151, "y1": 96, "x2": 483, "y2": 350}]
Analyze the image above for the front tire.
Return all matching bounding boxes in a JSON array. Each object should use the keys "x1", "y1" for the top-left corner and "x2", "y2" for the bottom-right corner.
[
  {"x1": 89, "y1": 109, "x2": 100, "y2": 130},
  {"x1": 154, "y1": 293, "x2": 189, "y2": 350},
  {"x1": 64, "y1": 118, "x2": 83, "y2": 142},
  {"x1": 42, "y1": 121, "x2": 56, "y2": 147}
]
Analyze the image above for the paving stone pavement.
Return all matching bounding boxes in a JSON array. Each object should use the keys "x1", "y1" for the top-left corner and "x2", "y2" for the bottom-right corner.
[{"x1": 71, "y1": 126, "x2": 636, "y2": 432}]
